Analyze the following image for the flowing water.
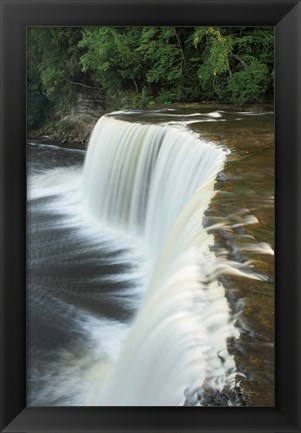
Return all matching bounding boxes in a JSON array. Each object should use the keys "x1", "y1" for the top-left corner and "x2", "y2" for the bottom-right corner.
[{"x1": 27, "y1": 106, "x2": 274, "y2": 406}]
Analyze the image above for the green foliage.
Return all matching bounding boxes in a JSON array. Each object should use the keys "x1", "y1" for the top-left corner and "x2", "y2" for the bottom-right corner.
[
  {"x1": 27, "y1": 28, "x2": 84, "y2": 112},
  {"x1": 189, "y1": 26, "x2": 274, "y2": 104},
  {"x1": 27, "y1": 26, "x2": 274, "y2": 130},
  {"x1": 27, "y1": 27, "x2": 90, "y2": 130},
  {"x1": 227, "y1": 60, "x2": 269, "y2": 105},
  {"x1": 27, "y1": 87, "x2": 51, "y2": 130},
  {"x1": 138, "y1": 27, "x2": 184, "y2": 84},
  {"x1": 196, "y1": 28, "x2": 233, "y2": 80},
  {"x1": 79, "y1": 27, "x2": 143, "y2": 93}
]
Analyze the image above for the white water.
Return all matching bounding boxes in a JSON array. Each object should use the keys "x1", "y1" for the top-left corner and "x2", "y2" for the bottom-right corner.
[
  {"x1": 27, "y1": 111, "x2": 274, "y2": 407},
  {"x1": 81, "y1": 116, "x2": 244, "y2": 406},
  {"x1": 28, "y1": 114, "x2": 272, "y2": 406}
]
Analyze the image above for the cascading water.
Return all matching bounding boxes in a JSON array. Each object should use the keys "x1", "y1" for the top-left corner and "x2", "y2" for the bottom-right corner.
[
  {"x1": 81, "y1": 116, "x2": 240, "y2": 405},
  {"x1": 27, "y1": 111, "x2": 272, "y2": 407}
]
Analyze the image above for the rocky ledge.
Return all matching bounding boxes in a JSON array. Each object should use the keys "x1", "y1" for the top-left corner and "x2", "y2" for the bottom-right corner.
[{"x1": 34, "y1": 113, "x2": 99, "y2": 145}]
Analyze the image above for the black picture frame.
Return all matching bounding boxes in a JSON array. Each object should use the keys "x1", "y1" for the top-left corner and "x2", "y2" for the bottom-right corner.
[{"x1": 0, "y1": 0, "x2": 300, "y2": 432}]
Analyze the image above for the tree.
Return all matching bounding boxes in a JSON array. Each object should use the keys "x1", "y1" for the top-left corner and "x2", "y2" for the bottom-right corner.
[
  {"x1": 27, "y1": 26, "x2": 274, "y2": 130},
  {"x1": 80, "y1": 28, "x2": 141, "y2": 90},
  {"x1": 191, "y1": 26, "x2": 274, "y2": 104},
  {"x1": 28, "y1": 27, "x2": 86, "y2": 104}
]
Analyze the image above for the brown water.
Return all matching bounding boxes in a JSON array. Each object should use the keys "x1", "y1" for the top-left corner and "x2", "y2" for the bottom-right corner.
[
  {"x1": 113, "y1": 105, "x2": 275, "y2": 406},
  {"x1": 184, "y1": 106, "x2": 274, "y2": 406},
  {"x1": 193, "y1": 108, "x2": 274, "y2": 407},
  {"x1": 27, "y1": 106, "x2": 274, "y2": 406}
]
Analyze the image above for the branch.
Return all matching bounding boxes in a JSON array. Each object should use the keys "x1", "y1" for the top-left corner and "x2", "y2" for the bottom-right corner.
[
  {"x1": 132, "y1": 78, "x2": 139, "y2": 93},
  {"x1": 226, "y1": 57, "x2": 233, "y2": 78},
  {"x1": 231, "y1": 53, "x2": 247, "y2": 69},
  {"x1": 62, "y1": 78, "x2": 101, "y2": 91},
  {"x1": 173, "y1": 28, "x2": 187, "y2": 72}
]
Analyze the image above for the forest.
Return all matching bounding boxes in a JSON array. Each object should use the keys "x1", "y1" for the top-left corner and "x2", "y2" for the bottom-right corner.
[
  {"x1": 27, "y1": 26, "x2": 274, "y2": 131},
  {"x1": 26, "y1": 25, "x2": 275, "y2": 408}
]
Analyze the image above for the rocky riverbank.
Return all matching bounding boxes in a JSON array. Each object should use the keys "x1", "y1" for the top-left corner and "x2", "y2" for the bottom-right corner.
[
  {"x1": 32, "y1": 113, "x2": 98, "y2": 145},
  {"x1": 29, "y1": 102, "x2": 273, "y2": 146},
  {"x1": 30, "y1": 88, "x2": 106, "y2": 144}
]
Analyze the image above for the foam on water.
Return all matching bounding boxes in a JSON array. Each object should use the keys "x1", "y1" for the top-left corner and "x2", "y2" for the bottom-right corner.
[
  {"x1": 28, "y1": 114, "x2": 273, "y2": 406},
  {"x1": 81, "y1": 116, "x2": 241, "y2": 405}
]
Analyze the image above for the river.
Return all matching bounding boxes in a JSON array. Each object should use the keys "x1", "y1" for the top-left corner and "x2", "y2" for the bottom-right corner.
[{"x1": 27, "y1": 106, "x2": 274, "y2": 407}]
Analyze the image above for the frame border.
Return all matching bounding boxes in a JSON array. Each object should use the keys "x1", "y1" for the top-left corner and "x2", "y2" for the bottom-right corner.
[{"x1": 1, "y1": 0, "x2": 300, "y2": 432}]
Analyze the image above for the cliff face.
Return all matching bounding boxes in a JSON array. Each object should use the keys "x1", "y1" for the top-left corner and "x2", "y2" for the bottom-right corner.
[
  {"x1": 32, "y1": 89, "x2": 106, "y2": 144},
  {"x1": 71, "y1": 89, "x2": 105, "y2": 119}
]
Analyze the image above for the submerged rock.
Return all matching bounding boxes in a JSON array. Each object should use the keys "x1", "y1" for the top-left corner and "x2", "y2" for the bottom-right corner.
[{"x1": 183, "y1": 384, "x2": 249, "y2": 407}]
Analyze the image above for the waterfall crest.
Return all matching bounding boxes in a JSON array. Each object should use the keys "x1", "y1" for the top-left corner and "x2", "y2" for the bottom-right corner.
[
  {"x1": 82, "y1": 115, "x2": 240, "y2": 406},
  {"x1": 83, "y1": 116, "x2": 225, "y2": 256}
]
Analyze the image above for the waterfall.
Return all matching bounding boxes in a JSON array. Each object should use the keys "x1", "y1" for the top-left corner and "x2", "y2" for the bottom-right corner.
[
  {"x1": 83, "y1": 116, "x2": 225, "y2": 256},
  {"x1": 82, "y1": 115, "x2": 240, "y2": 406}
]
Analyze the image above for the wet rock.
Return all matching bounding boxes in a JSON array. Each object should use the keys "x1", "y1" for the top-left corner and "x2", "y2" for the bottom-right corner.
[{"x1": 191, "y1": 384, "x2": 250, "y2": 407}]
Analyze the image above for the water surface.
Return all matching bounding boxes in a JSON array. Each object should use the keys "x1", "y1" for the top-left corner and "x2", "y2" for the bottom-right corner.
[{"x1": 27, "y1": 106, "x2": 274, "y2": 406}]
